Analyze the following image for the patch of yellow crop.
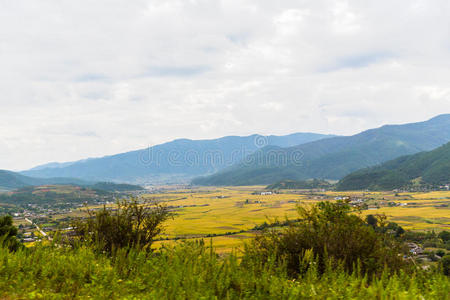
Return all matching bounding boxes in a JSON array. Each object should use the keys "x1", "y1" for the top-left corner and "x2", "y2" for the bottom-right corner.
[
  {"x1": 360, "y1": 204, "x2": 450, "y2": 231},
  {"x1": 149, "y1": 188, "x2": 450, "y2": 251},
  {"x1": 157, "y1": 190, "x2": 308, "y2": 238},
  {"x1": 401, "y1": 191, "x2": 450, "y2": 200},
  {"x1": 58, "y1": 188, "x2": 450, "y2": 253}
]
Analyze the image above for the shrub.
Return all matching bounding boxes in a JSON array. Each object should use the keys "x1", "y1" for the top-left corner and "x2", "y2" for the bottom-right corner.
[
  {"x1": 0, "y1": 215, "x2": 22, "y2": 251},
  {"x1": 243, "y1": 201, "x2": 407, "y2": 277},
  {"x1": 71, "y1": 197, "x2": 170, "y2": 255},
  {"x1": 0, "y1": 241, "x2": 448, "y2": 298},
  {"x1": 442, "y1": 255, "x2": 450, "y2": 276},
  {"x1": 439, "y1": 231, "x2": 450, "y2": 242}
]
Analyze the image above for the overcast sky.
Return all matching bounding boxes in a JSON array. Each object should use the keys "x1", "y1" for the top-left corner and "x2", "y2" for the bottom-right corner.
[{"x1": 1, "y1": 0, "x2": 450, "y2": 170}]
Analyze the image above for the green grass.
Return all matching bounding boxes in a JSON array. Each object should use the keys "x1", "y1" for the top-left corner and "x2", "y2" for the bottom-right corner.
[{"x1": 0, "y1": 241, "x2": 449, "y2": 299}]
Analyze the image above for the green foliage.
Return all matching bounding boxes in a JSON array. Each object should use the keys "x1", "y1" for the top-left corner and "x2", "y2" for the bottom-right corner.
[
  {"x1": 366, "y1": 214, "x2": 378, "y2": 228},
  {"x1": 0, "y1": 241, "x2": 448, "y2": 299},
  {"x1": 243, "y1": 201, "x2": 407, "y2": 277},
  {"x1": 439, "y1": 231, "x2": 450, "y2": 242},
  {"x1": 71, "y1": 197, "x2": 170, "y2": 254},
  {"x1": 91, "y1": 182, "x2": 143, "y2": 192},
  {"x1": 337, "y1": 142, "x2": 450, "y2": 190},
  {"x1": 0, "y1": 215, "x2": 22, "y2": 251},
  {"x1": 266, "y1": 179, "x2": 332, "y2": 190},
  {"x1": 442, "y1": 255, "x2": 450, "y2": 276}
]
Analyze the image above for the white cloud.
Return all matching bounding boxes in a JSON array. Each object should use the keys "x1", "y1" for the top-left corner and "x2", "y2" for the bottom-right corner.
[{"x1": 0, "y1": 0, "x2": 449, "y2": 170}]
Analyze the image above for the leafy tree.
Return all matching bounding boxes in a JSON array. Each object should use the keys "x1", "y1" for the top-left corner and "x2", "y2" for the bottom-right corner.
[
  {"x1": 366, "y1": 214, "x2": 378, "y2": 228},
  {"x1": 243, "y1": 201, "x2": 406, "y2": 277},
  {"x1": 438, "y1": 231, "x2": 450, "y2": 242},
  {"x1": 0, "y1": 215, "x2": 22, "y2": 251},
  {"x1": 441, "y1": 255, "x2": 450, "y2": 276},
  {"x1": 72, "y1": 197, "x2": 170, "y2": 255}
]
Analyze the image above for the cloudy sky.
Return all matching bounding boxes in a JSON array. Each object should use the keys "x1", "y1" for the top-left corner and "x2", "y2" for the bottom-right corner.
[{"x1": 1, "y1": 0, "x2": 449, "y2": 170}]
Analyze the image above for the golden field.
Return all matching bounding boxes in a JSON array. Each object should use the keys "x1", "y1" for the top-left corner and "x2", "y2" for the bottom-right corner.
[
  {"x1": 40, "y1": 187, "x2": 450, "y2": 253},
  {"x1": 146, "y1": 187, "x2": 450, "y2": 253}
]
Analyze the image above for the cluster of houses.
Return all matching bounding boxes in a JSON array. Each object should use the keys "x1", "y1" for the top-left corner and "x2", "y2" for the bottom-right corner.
[
  {"x1": 439, "y1": 184, "x2": 450, "y2": 190},
  {"x1": 251, "y1": 191, "x2": 274, "y2": 196},
  {"x1": 407, "y1": 243, "x2": 424, "y2": 256},
  {"x1": 259, "y1": 191, "x2": 273, "y2": 196},
  {"x1": 18, "y1": 224, "x2": 42, "y2": 243}
]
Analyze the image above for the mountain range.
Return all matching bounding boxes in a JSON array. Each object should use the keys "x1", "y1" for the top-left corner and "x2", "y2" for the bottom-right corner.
[
  {"x1": 337, "y1": 142, "x2": 450, "y2": 190},
  {"x1": 193, "y1": 114, "x2": 450, "y2": 186},
  {"x1": 20, "y1": 133, "x2": 333, "y2": 184},
  {"x1": 0, "y1": 170, "x2": 90, "y2": 190},
  {"x1": 3, "y1": 114, "x2": 449, "y2": 188}
]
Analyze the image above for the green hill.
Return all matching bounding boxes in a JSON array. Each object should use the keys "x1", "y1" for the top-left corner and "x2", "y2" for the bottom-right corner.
[
  {"x1": 337, "y1": 142, "x2": 450, "y2": 190},
  {"x1": 193, "y1": 114, "x2": 450, "y2": 186},
  {"x1": 91, "y1": 182, "x2": 144, "y2": 192},
  {"x1": 266, "y1": 179, "x2": 332, "y2": 190}
]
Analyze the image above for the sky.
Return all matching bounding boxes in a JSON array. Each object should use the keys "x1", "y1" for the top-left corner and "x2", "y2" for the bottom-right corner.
[{"x1": 1, "y1": 0, "x2": 450, "y2": 170}]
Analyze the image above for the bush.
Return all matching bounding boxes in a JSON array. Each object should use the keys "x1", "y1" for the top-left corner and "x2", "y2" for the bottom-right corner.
[
  {"x1": 0, "y1": 215, "x2": 22, "y2": 251},
  {"x1": 442, "y1": 255, "x2": 450, "y2": 276},
  {"x1": 1, "y1": 240, "x2": 448, "y2": 298},
  {"x1": 243, "y1": 201, "x2": 407, "y2": 277},
  {"x1": 439, "y1": 231, "x2": 450, "y2": 242},
  {"x1": 71, "y1": 197, "x2": 170, "y2": 255}
]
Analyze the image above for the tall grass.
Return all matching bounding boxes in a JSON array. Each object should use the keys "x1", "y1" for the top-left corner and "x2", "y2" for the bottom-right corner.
[{"x1": 0, "y1": 240, "x2": 448, "y2": 299}]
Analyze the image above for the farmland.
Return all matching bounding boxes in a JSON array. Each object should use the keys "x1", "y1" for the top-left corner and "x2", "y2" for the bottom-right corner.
[
  {"x1": 9, "y1": 186, "x2": 450, "y2": 253},
  {"x1": 143, "y1": 187, "x2": 450, "y2": 253}
]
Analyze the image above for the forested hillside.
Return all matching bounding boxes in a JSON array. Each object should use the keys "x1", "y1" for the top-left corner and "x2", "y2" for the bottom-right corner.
[{"x1": 337, "y1": 142, "x2": 450, "y2": 190}]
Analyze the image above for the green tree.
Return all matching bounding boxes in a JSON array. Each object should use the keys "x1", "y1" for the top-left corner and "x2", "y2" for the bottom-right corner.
[
  {"x1": 438, "y1": 230, "x2": 450, "y2": 242},
  {"x1": 72, "y1": 197, "x2": 170, "y2": 255},
  {"x1": 366, "y1": 214, "x2": 378, "y2": 228},
  {"x1": 0, "y1": 215, "x2": 22, "y2": 251},
  {"x1": 441, "y1": 255, "x2": 450, "y2": 276},
  {"x1": 243, "y1": 201, "x2": 406, "y2": 277}
]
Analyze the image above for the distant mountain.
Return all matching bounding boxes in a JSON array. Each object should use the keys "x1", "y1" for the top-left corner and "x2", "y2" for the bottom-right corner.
[
  {"x1": 22, "y1": 133, "x2": 334, "y2": 184},
  {"x1": 336, "y1": 142, "x2": 450, "y2": 191},
  {"x1": 0, "y1": 170, "x2": 90, "y2": 190},
  {"x1": 193, "y1": 114, "x2": 450, "y2": 186},
  {"x1": 28, "y1": 161, "x2": 84, "y2": 171},
  {"x1": 267, "y1": 179, "x2": 332, "y2": 190}
]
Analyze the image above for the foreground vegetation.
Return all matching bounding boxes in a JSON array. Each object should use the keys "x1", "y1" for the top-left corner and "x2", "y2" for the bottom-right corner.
[
  {"x1": 0, "y1": 241, "x2": 449, "y2": 299},
  {"x1": 1, "y1": 200, "x2": 449, "y2": 299}
]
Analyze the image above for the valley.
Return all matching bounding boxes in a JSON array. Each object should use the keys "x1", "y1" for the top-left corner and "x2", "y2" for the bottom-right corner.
[{"x1": 9, "y1": 185, "x2": 449, "y2": 254}]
